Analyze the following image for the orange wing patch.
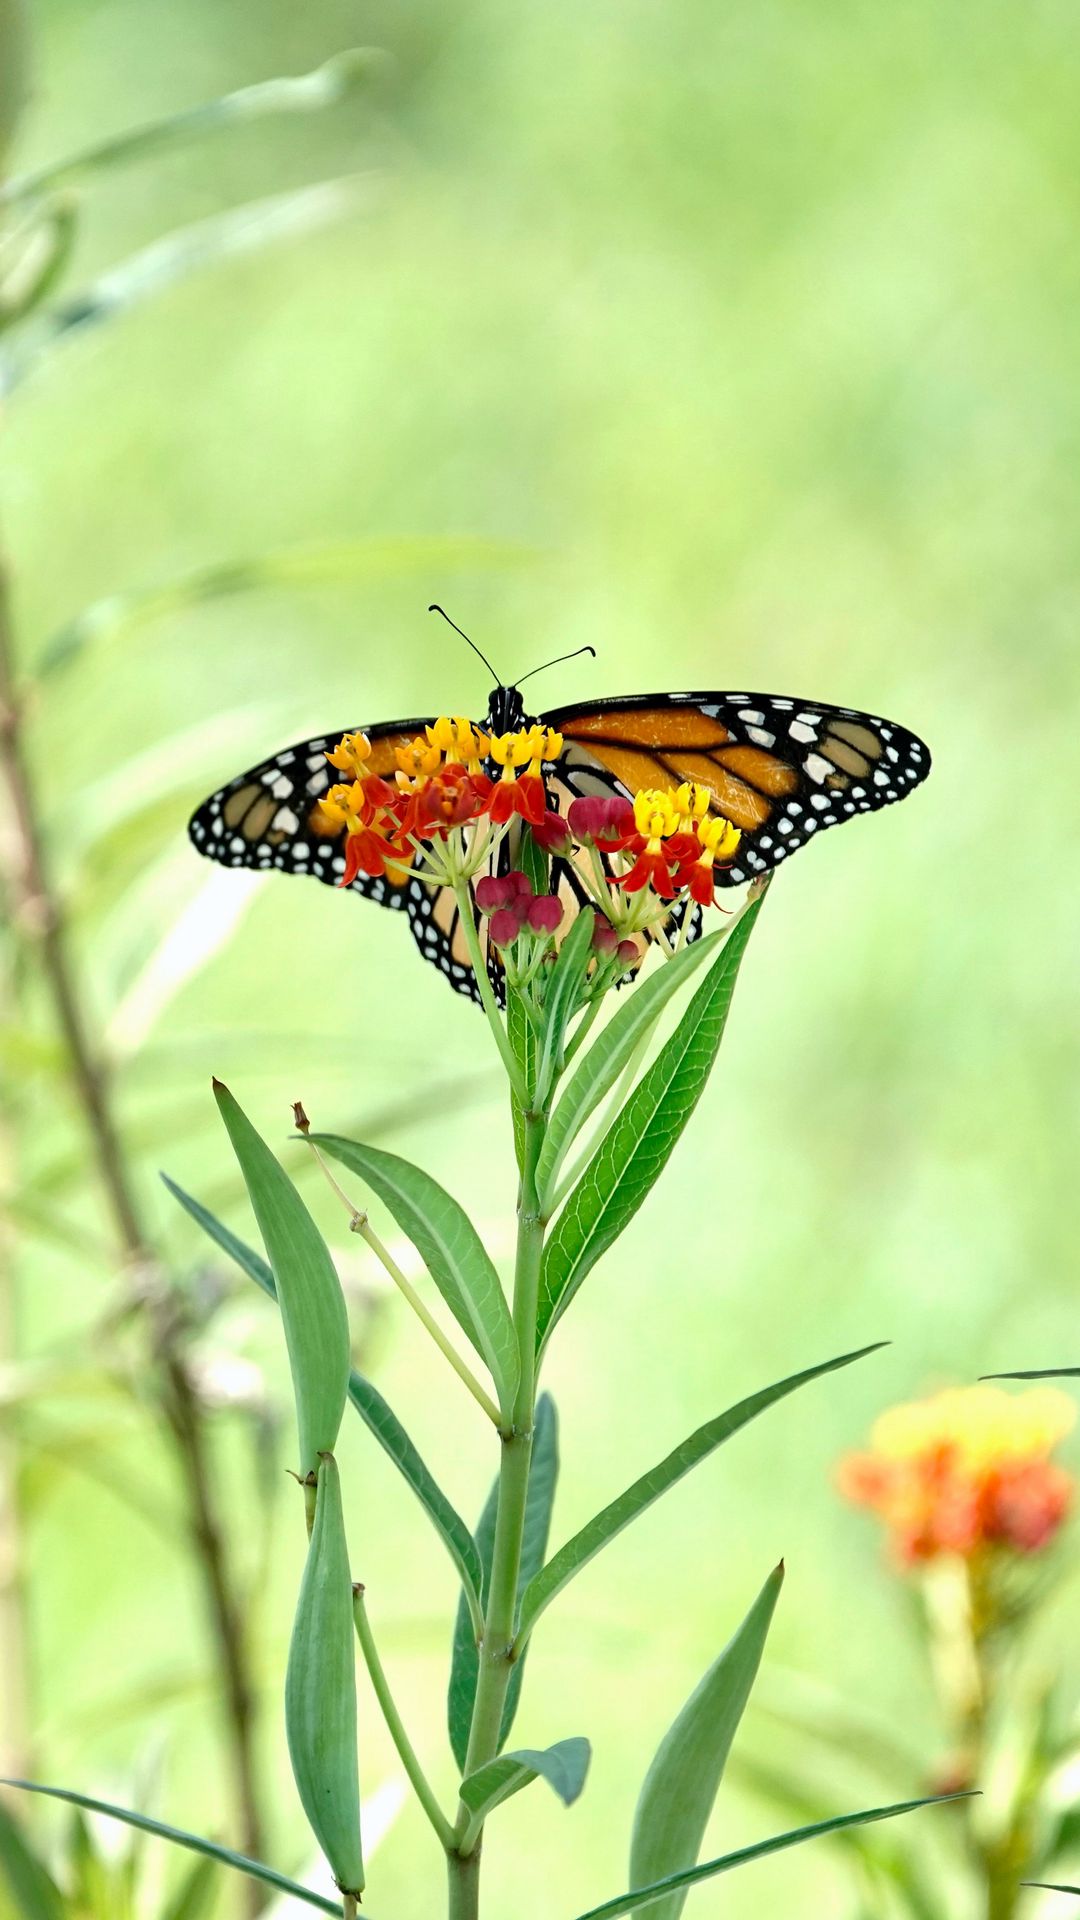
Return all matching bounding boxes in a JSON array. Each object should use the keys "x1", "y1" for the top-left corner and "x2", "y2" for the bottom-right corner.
[{"x1": 562, "y1": 707, "x2": 731, "y2": 750}]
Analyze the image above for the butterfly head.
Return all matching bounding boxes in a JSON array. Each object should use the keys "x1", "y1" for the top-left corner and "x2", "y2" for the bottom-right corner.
[{"x1": 485, "y1": 683, "x2": 529, "y2": 734}]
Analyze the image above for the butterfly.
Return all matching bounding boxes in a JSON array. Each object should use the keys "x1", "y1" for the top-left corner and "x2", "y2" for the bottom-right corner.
[{"x1": 188, "y1": 632, "x2": 931, "y2": 1006}]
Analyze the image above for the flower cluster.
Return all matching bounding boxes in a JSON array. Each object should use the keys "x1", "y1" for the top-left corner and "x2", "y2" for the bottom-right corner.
[
  {"x1": 315, "y1": 720, "x2": 743, "y2": 939},
  {"x1": 838, "y1": 1384, "x2": 1075, "y2": 1565}
]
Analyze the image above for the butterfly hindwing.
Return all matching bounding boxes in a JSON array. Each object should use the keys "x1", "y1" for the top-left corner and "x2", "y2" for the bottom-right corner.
[{"x1": 545, "y1": 691, "x2": 930, "y2": 886}]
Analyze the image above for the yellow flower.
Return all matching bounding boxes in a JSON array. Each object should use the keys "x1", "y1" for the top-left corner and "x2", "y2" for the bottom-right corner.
[
  {"x1": 674, "y1": 781, "x2": 711, "y2": 827},
  {"x1": 395, "y1": 735, "x2": 443, "y2": 783},
  {"x1": 697, "y1": 814, "x2": 742, "y2": 861},
  {"x1": 632, "y1": 788, "x2": 682, "y2": 841},
  {"x1": 325, "y1": 730, "x2": 372, "y2": 777}
]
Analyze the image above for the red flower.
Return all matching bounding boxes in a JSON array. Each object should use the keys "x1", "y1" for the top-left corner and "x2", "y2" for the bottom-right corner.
[
  {"x1": 525, "y1": 894, "x2": 562, "y2": 934},
  {"x1": 529, "y1": 810, "x2": 573, "y2": 854},
  {"x1": 620, "y1": 847, "x2": 680, "y2": 898},
  {"x1": 340, "y1": 823, "x2": 409, "y2": 886},
  {"x1": 403, "y1": 764, "x2": 492, "y2": 838},
  {"x1": 489, "y1": 772, "x2": 547, "y2": 827}
]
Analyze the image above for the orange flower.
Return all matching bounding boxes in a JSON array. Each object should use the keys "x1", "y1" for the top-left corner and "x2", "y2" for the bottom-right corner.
[{"x1": 838, "y1": 1385, "x2": 1074, "y2": 1565}]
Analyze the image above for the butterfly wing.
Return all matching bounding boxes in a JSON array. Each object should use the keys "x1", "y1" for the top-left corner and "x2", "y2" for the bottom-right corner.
[
  {"x1": 544, "y1": 691, "x2": 930, "y2": 885},
  {"x1": 188, "y1": 716, "x2": 492, "y2": 1006}
]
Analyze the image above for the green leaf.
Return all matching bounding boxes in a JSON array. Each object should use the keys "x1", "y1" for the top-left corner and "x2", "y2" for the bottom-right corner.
[
  {"x1": 507, "y1": 983, "x2": 538, "y2": 1170},
  {"x1": 536, "y1": 927, "x2": 728, "y2": 1204},
  {"x1": 0, "y1": 1784, "x2": 340, "y2": 1916},
  {"x1": 0, "y1": 1796, "x2": 64, "y2": 1920},
  {"x1": 285, "y1": 1455, "x2": 364, "y2": 1897},
  {"x1": 516, "y1": 1345, "x2": 881, "y2": 1646},
  {"x1": 1, "y1": 51, "x2": 378, "y2": 209},
  {"x1": 448, "y1": 1393, "x2": 559, "y2": 1770},
  {"x1": 460, "y1": 1736, "x2": 591, "y2": 1823},
  {"x1": 214, "y1": 1086, "x2": 350, "y2": 1476},
  {"x1": 570, "y1": 1796, "x2": 965, "y2": 1920},
  {"x1": 310, "y1": 1132, "x2": 519, "y2": 1420},
  {"x1": 534, "y1": 909, "x2": 597, "y2": 1106},
  {"x1": 162, "y1": 1174, "x2": 482, "y2": 1614},
  {"x1": 1026, "y1": 1886, "x2": 1080, "y2": 1897},
  {"x1": 629, "y1": 1564, "x2": 784, "y2": 1919},
  {"x1": 537, "y1": 896, "x2": 763, "y2": 1350},
  {"x1": 346, "y1": 1371, "x2": 482, "y2": 1618},
  {"x1": 159, "y1": 1854, "x2": 219, "y2": 1920},
  {"x1": 980, "y1": 1369, "x2": 1080, "y2": 1380}
]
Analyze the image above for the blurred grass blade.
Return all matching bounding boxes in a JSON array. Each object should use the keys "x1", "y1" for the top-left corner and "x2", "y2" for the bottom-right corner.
[
  {"x1": 39, "y1": 536, "x2": 530, "y2": 677},
  {"x1": 460, "y1": 1735, "x2": 590, "y2": 1827},
  {"x1": 0, "y1": 200, "x2": 78, "y2": 334},
  {"x1": 537, "y1": 896, "x2": 764, "y2": 1352},
  {"x1": 159, "y1": 1853, "x2": 219, "y2": 1920},
  {"x1": 161, "y1": 1173, "x2": 482, "y2": 1612},
  {"x1": 570, "y1": 1796, "x2": 966, "y2": 1920},
  {"x1": 0, "y1": 174, "x2": 375, "y2": 398},
  {"x1": 536, "y1": 926, "x2": 727, "y2": 1204},
  {"x1": 0, "y1": 50, "x2": 379, "y2": 208},
  {"x1": 0, "y1": 1795, "x2": 65, "y2": 1920},
  {"x1": 1026, "y1": 1885, "x2": 1080, "y2": 1895},
  {"x1": 448, "y1": 1393, "x2": 558, "y2": 1770},
  {"x1": 0, "y1": 0, "x2": 29, "y2": 172},
  {"x1": 629, "y1": 1565, "x2": 784, "y2": 1920},
  {"x1": 310, "y1": 1132, "x2": 520, "y2": 1420},
  {"x1": 105, "y1": 869, "x2": 267, "y2": 1059},
  {"x1": 0, "y1": 1784, "x2": 340, "y2": 1915},
  {"x1": 215, "y1": 1085, "x2": 351, "y2": 1476},
  {"x1": 516, "y1": 1347, "x2": 882, "y2": 1647}
]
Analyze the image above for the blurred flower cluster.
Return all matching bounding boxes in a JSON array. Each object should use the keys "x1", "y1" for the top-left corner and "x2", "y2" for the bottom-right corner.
[{"x1": 838, "y1": 1384, "x2": 1075, "y2": 1565}]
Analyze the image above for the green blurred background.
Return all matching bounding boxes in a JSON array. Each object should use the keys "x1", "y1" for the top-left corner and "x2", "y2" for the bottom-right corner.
[{"x1": 3, "y1": 0, "x2": 1079, "y2": 1914}]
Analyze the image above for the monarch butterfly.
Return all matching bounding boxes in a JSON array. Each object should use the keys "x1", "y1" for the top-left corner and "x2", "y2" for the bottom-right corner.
[{"x1": 188, "y1": 613, "x2": 931, "y2": 1004}]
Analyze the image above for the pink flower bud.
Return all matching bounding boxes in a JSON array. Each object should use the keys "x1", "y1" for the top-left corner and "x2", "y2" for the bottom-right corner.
[
  {"x1": 529, "y1": 811, "x2": 572, "y2": 854},
  {"x1": 567, "y1": 796, "x2": 634, "y2": 845},
  {"x1": 526, "y1": 894, "x2": 563, "y2": 934},
  {"x1": 489, "y1": 907, "x2": 523, "y2": 947},
  {"x1": 591, "y1": 916, "x2": 619, "y2": 954},
  {"x1": 475, "y1": 870, "x2": 533, "y2": 912}
]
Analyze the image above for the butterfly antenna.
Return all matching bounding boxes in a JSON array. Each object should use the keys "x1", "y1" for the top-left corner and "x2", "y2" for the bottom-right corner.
[
  {"x1": 513, "y1": 644, "x2": 597, "y2": 690},
  {"x1": 428, "y1": 605, "x2": 502, "y2": 684}
]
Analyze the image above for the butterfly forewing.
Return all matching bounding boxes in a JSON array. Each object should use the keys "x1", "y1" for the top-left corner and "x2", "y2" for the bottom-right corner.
[{"x1": 545, "y1": 691, "x2": 930, "y2": 886}]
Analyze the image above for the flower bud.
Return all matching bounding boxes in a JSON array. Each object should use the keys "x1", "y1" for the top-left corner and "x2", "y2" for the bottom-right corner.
[
  {"x1": 526, "y1": 894, "x2": 563, "y2": 935},
  {"x1": 489, "y1": 906, "x2": 523, "y2": 947}
]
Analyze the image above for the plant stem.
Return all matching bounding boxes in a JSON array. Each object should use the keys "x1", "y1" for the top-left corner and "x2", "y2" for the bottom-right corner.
[
  {"x1": 447, "y1": 1108, "x2": 546, "y2": 1917},
  {"x1": 452, "y1": 878, "x2": 527, "y2": 1102},
  {"x1": 301, "y1": 1132, "x2": 501, "y2": 1424},
  {"x1": 352, "y1": 1585, "x2": 454, "y2": 1850},
  {"x1": 0, "y1": 560, "x2": 267, "y2": 1910}
]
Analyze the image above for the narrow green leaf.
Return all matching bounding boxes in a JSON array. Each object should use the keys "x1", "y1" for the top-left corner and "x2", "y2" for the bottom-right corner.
[
  {"x1": 536, "y1": 927, "x2": 728, "y2": 1203},
  {"x1": 0, "y1": 1784, "x2": 340, "y2": 1916},
  {"x1": 570, "y1": 1796, "x2": 965, "y2": 1920},
  {"x1": 629, "y1": 1565, "x2": 784, "y2": 1919},
  {"x1": 162, "y1": 1173, "x2": 481, "y2": 1612},
  {"x1": 1026, "y1": 1885, "x2": 1080, "y2": 1895},
  {"x1": 460, "y1": 1736, "x2": 591, "y2": 1822},
  {"x1": 346, "y1": 1372, "x2": 483, "y2": 1611},
  {"x1": 507, "y1": 983, "x2": 538, "y2": 1170},
  {"x1": 214, "y1": 1085, "x2": 350, "y2": 1476},
  {"x1": 980, "y1": 1369, "x2": 1080, "y2": 1380},
  {"x1": 538, "y1": 896, "x2": 763, "y2": 1350},
  {"x1": 1, "y1": 51, "x2": 378, "y2": 208},
  {"x1": 517, "y1": 1345, "x2": 882, "y2": 1646},
  {"x1": 0, "y1": 1795, "x2": 64, "y2": 1920},
  {"x1": 159, "y1": 1854, "x2": 219, "y2": 1920},
  {"x1": 534, "y1": 909, "x2": 597, "y2": 1106},
  {"x1": 448, "y1": 1393, "x2": 559, "y2": 1770},
  {"x1": 310, "y1": 1133, "x2": 519, "y2": 1419},
  {"x1": 285, "y1": 1455, "x2": 364, "y2": 1897}
]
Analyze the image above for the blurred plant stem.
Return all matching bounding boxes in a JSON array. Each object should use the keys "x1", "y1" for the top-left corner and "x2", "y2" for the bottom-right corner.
[
  {"x1": 924, "y1": 1557, "x2": 1028, "y2": 1920},
  {"x1": 0, "y1": 556, "x2": 267, "y2": 1912}
]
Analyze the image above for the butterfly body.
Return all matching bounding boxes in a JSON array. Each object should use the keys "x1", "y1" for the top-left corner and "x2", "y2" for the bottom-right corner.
[{"x1": 189, "y1": 684, "x2": 930, "y2": 1003}]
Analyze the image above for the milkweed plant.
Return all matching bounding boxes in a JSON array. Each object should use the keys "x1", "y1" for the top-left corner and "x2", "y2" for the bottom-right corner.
[{"x1": 6, "y1": 713, "x2": 962, "y2": 1919}]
